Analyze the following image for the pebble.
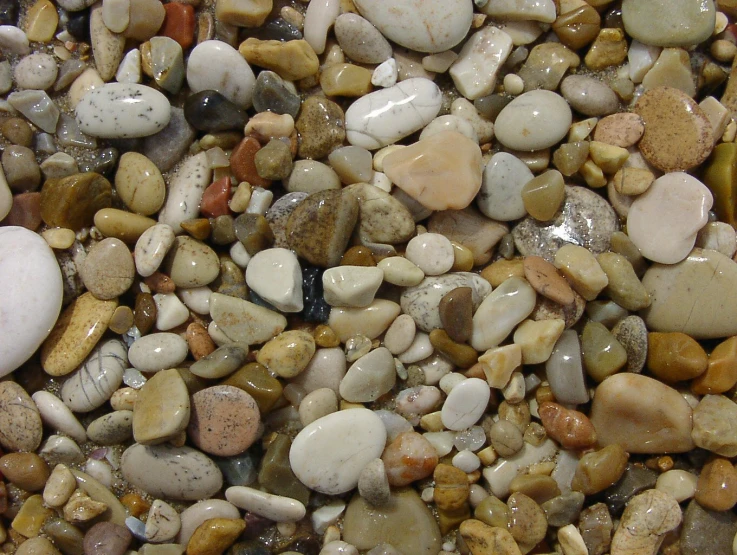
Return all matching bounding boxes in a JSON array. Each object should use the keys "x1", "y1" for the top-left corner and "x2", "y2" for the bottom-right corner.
[
  {"x1": 135, "y1": 224, "x2": 175, "y2": 278},
  {"x1": 560, "y1": 75, "x2": 619, "y2": 117},
  {"x1": 323, "y1": 265, "x2": 384, "y2": 308},
  {"x1": 189, "y1": 386, "x2": 260, "y2": 456},
  {"x1": 495, "y1": 90, "x2": 572, "y2": 151},
  {"x1": 345, "y1": 78, "x2": 442, "y2": 150},
  {"x1": 163, "y1": 235, "x2": 219, "y2": 287},
  {"x1": 133, "y1": 368, "x2": 190, "y2": 445},
  {"x1": 696, "y1": 457, "x2": 737, "y2": 511},
  {"x1": 31, "y1": 391, "x2": 86, "y2": 444},
  {"x1": 353, "y1": 0, "x2": 472, "y2": 53},
  {"x1": 8, "y1": 89, "x2": 60, "y2": 133},
  {"x1": 334, "y1": 13, "x2": 392, "y2": 64},
  {"x1": 428, "y1": 208, "x2": 509, "y2": 266},
  {"x1": 0, "y1": 25, "x2": 30, "y2": 55},
  {"x1": 294, "y1": 96, "x2": 345, "y2": 160},
  {"x1": 441, "y1": 377, "x2": 490, "y2": 431},
  {"x1": 656, "y1": 469, "x2": 698, "y2": 503},
  {"x1": 158, "y1": 153, "x2": 212, "y2": 234},
  {"x1": 245, "y1": 247, "x2": 303, "y2": 312},
  {"x1": 478, "y1": 152, "x2": 533, "y2": 222},
  {"x1": 642, "y1": 248, "x2": 737, "y2": 339},
  {"x1": 460, "y1": 520, "x2": 521, "y2": 555},
  {"x1": 252, "y1": 71, "x2": 301, "y2": 117},
  {"x1": 225, "y1": 486, "x2": 305, "y2": 522},
  {"x1": 622, "y1": 0, "x2": 715, "y2": 48},
  {"x1": 128, "y1": 333, "x2": 188, "y2": 372},
  {"x1": 239, "y1": 38, "x2": 319, "y2": 81},
  {"x1": 450, "y1": 26, "x2": 513, "y2": 100},
  {"x1": 470, "y1": 276, "x2": 536, "y2": 351},
  {"x1": 60, "y1": 339, "x2": 127, "y2": 412},
  {"x1": 344, "y1": 182, "x2": 415, "y2": 245},
  {"x1": 185, "y1": 90, "x2": 247, "y2": 133},
  {"x1": 610, "y1": 489, "x2": 681, "y2": 555},
  {"x1": 339, "y1": 347, "x2": 396, "y2": 402},
  {"x1": 384, "y1": 131, "x2": 482, "y2": 211},
  {"x1": 115, "y1": 152, "x2": 166, "y2": 216},
  {"x1": 25, "y1": 0, "x2": 58, "y2": 43},
  {"x1": 290, "y1": 408, "x2": 386, "y2": 494},
  {"x1": 210, "y1": 292, "x2": 287, "y2": 344},
  {"x1": 692, "y1": 394, "x2": 737, "y2": 457},
  {"x1": 627, "y1": 172, "x2": 712, "y2": 264},
  {"x1": 0, "y1": 381, "x2": 43, "y2": 452},
  {"x1": 80, "y1": 238, "x2": 135, "y2": 300},
  {"x1": 0, "y1": 227, "x2": 63, "y2": 376},
  {"x1": 76, "y1": 83, "x2": 171, "y2": 139},
  {"x1": 681, "y1": 499, "x2": 737, "y2": 555},
  {"x1": 14, "y1": 53, "x2": 57, "y2": 90},
  {"x1": 86, "y1": 410, "x2": 133, "y2": 444},
  {"x1": 590, "y1": 373, "x2": 695, "y2": 453},
  {"x1": 121, "y1": 443, "x2": 222, "y2": 501},
  {"x1": 145, "y1": 499, "x2": 181, "y2": 543},
  {"x1": 177, "y1": 499, "x2": 240, "y2": 547}
]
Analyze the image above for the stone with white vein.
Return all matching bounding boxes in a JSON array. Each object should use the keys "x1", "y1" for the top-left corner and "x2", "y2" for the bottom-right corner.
[
  {"x1": 158, "y1": 152, "x2": 212, "y2": 233},
  {"x1": 419, "y1": 114, "x2": 478, "y2": 142},
  {"x1": 450, "y1": 26, "x2": 513, "y2": 100},
  {"x1": 353, "y1": 0, "x2": 473, "y2": 53},
  {"x1": 245, "y1": 248, "x2": 303, "y2": 312},
  {"x1": 470, "y1": 277, "x2": 536, "y2": 351},
  {"x1": 323, "y1": 266, "x2": 384, "y2": 308},
  {"x1": 441, "y1": 378, "x2": 490, "y2": 431},
  {"x1": 339, "y1": 347, "x2": 396, "y2": 402},
  {"x1": 226, "y1": 486, "x2": 306, "y2": 522},
  {"x1": 60, "y1": 339, "x2": 127, "y2": 413},
  {"x1": 478, "y1": 152, "x2": 533, "y2": 221},
  {"x1": 187, "y1": 40, "x2": 256, "y2": 108},
  {"x1": 290, "y1": 408, "x2": 386, "y2": 494},
  {"x1": 76, "y1": 83, "x2": 171, "y2": 138},
  {"x1": 345, "y1": 78, "x2": 442, "y2": 149}
]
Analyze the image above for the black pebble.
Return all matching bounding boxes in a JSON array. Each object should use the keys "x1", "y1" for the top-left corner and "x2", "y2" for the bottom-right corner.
[
  {"x1": 300, "y1": 266, "x2": 330, "y2": 323},
  {"x1": 184, "y1": 90, "x2": 248, "y2": 132},
  {"x1": 66, "y1": 9, "x2": 91, "y2": 42}
]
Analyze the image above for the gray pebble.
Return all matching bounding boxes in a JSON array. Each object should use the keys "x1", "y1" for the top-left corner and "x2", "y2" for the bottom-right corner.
[
  {"x1": 2, "y1": 144, "x2": 41, "y2": 192},
  {"x1": 358, "y1": 458, "x2": 391, "y2": 507},
  {"x1": 611, "y1": 315, "x2": 647, "y2": 374}
]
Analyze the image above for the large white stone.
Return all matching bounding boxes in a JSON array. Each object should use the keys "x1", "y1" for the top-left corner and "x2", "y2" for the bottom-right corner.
[
  {"x1": 187, "y1": 40, "x2": 256, "y2": 108},
  {"x1": 495, "y1": 90, "x2": 572, "y2": 151},
  {"x1": 450, "y1": 26, "x2": 513, "y2": 100},
  {"x1": 470, "y1": 276, "x2": 536, "y2": 351},
  {"x1": 0, "y1": 227, "x2": 63, "y2": 377},
  {"x1": 289, "y1": 408, "x2": 386, "y2": 494},
  {"x1": 345, "y1": 78, "x2": 442, "y2": 149},
  {"x1": 76, "y1": 83, "x2": 171, "y2": 138},
  {"x1": 245, "y1": 248, "x2": 303, "y2": 313},
  {"x1": 353, "y1": 0, "x2": 472, "y2": 53}
]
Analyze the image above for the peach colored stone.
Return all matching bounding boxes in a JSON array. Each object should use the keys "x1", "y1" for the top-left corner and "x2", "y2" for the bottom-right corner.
[
  {"x1": 523, "y1": 255, "x2": 575, "y2": 306},
  {"x1": 160, "y1": 2, "x2": 195, "y2": 50},
  {"x1": 382, "y1": 131, "x2": 483, "y2": 211},
  {"x1": 382, "y1": 431, "x2": 439, "y2": 487},
  {"x1": 200, "y1": 177, "x2": 232, "y2": 218},
  {"x1": 592, "y1": 113, "x2": 645, "y2": 148},
  {"x1": 230, "y1": 137, "x2": 271, "y2": 188}
]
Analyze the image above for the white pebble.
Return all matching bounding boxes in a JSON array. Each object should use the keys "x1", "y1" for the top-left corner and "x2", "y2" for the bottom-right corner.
[
  {"x1": 0, "y1": 25, "x2": 30, "y2": 56},
  {"x1": 153, "y1": 293, "x2": 190, "y2": 331},
  {"x1": 116, "y1": 48, "x2": 142, "y2": 84},
  {"x1": 371, "y1": 58, "x2": 398, "y2": 88},
  {"x1": 226, "y1": 486, "x2": 307, "y2": 522},
  {"x1": 439, "y1": 372, "x2": 467, "y2": 394},
  {"x1": 14, "y1": 53, "x2": 58, "y2": 90},
  {"x1": 311, "y1": 501, "x2": 346, "y2": 534},
  {"x1": 229, "y1": 241, "x2": 252, "y2": 268},
  {"x1": 246, "y1": 187, "x2": 274, "y2": 215},
  {"x1": 655, "y1": 469, "x2": 698, "y2": 502},
  {"x1": 503, "y1": 73, "x2": 524, "y2": 95},
  {"x1": 452, "y1": 449, "x2": 481, "y2": 472},
  {"x1": 405, "y1": 233, "x2": 454, "y2": 276},
  {"x1": 187, "y1": 40, "x2": 256, "y2": 108},
  {"x1": 177, "y1": 287, "x2": 212, "y2": 315},
  {"x1": 134, "y1": 223, "x2": 175, "y2": 277},
  {"x1": 450, "y1": 26, "x2": 512, "y2": 100},
  {"x1": 128, "y1": 333, "x2": 188, "y2": 372},
  {"x1": 303, "y1": 0, "x2": 340, "y2": 55},
  {"x1": 323, "y1": 266, "x2": 384, "y2": 308},
  {"x1": 32, "y1": 391, "x2": 87, "y2": 444},
  {"x1": 441, "y1": 378, "x2": 490, "y2": 431},
  {"x1": 397, "y1": 331, "x2": 433, "y2": 364},
  {"x1": 245, "y1": 248, "x2": 303, "y2": 312}
]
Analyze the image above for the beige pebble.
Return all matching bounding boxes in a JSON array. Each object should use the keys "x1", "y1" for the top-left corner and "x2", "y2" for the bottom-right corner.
[
  {"x1": 80, "y1": 238, "x2": 135, "y2": 300},
  {"x1": 512, "y1": 319, "x2": 565, "y2": 365},
  {"x1": 0, "y1": 381, "x2": 43, "y2": 452},
  {"x1": 115, "y1": 152, "x2": 166, "y2": 216},
  {"x1": 43, "y1": 464, "x2": 77, "y2": 508},
  {"x1": 593, "y1": 112, "x2": 645, "y2": 148},
  {"x1": 257, "y1": 330, "x2": 316, "y2": 378},
  {"x1": 553, "y1": 244, "x2": 608, "y2": 301},
  {"x1": 41, "y1": 227, "x2": 76, "y2": 249}
]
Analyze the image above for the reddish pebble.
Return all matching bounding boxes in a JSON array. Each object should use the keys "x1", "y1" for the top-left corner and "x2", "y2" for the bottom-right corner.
[
  {"x1": 200, "y1": 177, "x2": 232, "y2": 218},
  {"x1": 231, "y1": 137, "x2": 272, "y2": 188},
  {"x1": 188, "y1": 385, "x2": 261, "y2": 456},
  {"x1": 160, "y1": 2, "x2": 196, "y2": 50},
  {"x1": 538, "y1": 402, "x2": 597, "y2": 449},
  {"x1": 143, "y1": 271, "x2": 176, "y2": 293},
  {"x1": 1, "y1": 192, "x2": 41, "y2": 230},
  {"x1": 187, "y1": 322, "x2": 216, "y2": 360},
  {"x1": 382, "y1": 431, "x2": 439, "y2": 487}
]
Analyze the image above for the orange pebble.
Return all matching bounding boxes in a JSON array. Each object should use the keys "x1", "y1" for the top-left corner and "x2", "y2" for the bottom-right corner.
[{"x1": 160, "y1": 2, "x2": 196, "y2": 50}]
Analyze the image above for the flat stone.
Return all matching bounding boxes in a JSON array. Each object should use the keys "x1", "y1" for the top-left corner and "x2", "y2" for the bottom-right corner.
[
  {"x1": 622, "y1": 0, "x2": 715, "y2": 47},
  {"x1": 76, "y1": 83, "x2": 171, "y2": 139},
  {"x1": 560, "y1": 75, "x2": 619, "y2": 117},
  {"x1": 590, "y1": 373, "x2": 695, "y2": 453},
  {"x1": 334, "y1": 13, "x2": 392, "y2": 64},
  {"x1": 60, "y1": 339, "x2": 127, "y2": 412},
  {"x1": 134, "y1": 224, "x2": 175, "y2": 278},
  {"x1": 239, "y1": 38, "x2": 319, "y2": 81},
  {"x1": 86, "y1": 410, "x2": 133, "y2": 445},
  {"x1": 450, "y1": 26, "x2": 513, "y2": 100},
  {"x1": 495, "y1": 90, "x2": 572, "y2": 151},
  {"x1": 289, "y1": 408, "x2": 386, "y2": 494},
  {"x1": 328, "y1": 300, "x2": 402, "y2": 342},
  {"x1": 121, "y1": 444, "x2": 223, "y2": 501},
  {"x1": 115, "y1": 152, "x2": 166, "y2": 216},
  {"x1": 184, "y1": 90, "x2": 248, "y2": 132},
  {"x1": 353, "y1": 0, "x2": 471, "y2": 53},
  {"x1": 691, "y1": 394, "x2": 737, "y2": 457},
  {"x1": 245, "y1": 248, "x2": 303, "y2": 312},
  {"x1": 323, "y1": 265, "x2": 384, "y2": 308},
  {"x1": 209, "y1": 292, "x2": 287, "y2": 345},
  {"x1": 610, "y1": 489, "x2": 681, "y2": 555},
  {"x1": 80, "y1": 238, "x2": 135, "y2": 300},
  {"x1": 295, "y1": 96, "x2": 346, "y2": 160},
  {"x1": 0, "y1": 227, "x2": 63, "y2": 377},
  {"x1": 0, "y1": 381, "x2": 42, "y2": 452},
  {"x1": 471, "y1": 276, "x2": 536, "y2": 351},
  {"x1": 133, "y1": 369, "x2": 190, "y2": 445},
  {"x1": 641, "y1": 248, "x2": 737, "y2": 339},
  {"x1": 441, "y1": 377, "x2": 490, "y2": 431}
]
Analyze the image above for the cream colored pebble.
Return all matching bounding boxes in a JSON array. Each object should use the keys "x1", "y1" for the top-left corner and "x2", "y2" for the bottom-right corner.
[{"x1": 554, "y1": 244, "x2": 609, "y2": 301}]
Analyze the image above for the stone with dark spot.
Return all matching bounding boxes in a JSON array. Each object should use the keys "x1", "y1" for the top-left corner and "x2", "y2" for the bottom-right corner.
[{"x1": 184, "y1": 90, "x2": 248, "y2": 132}]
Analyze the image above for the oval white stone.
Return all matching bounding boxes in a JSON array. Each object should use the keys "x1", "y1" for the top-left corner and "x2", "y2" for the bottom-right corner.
[
  {"x1": 225, "y1": 486, "x2": 306, "y2": 522},
  {"x1": 32, "y1": 391, "x2": 87, "y2": 444},
  {"x1": 76, "y1": 83, "x2": 171, "y2": 138},
  {"x1": 60, "y1": 339, "x2": 128, "y2": 413},
  {"x1": 128, "y1": 333, "x2": 188, "y2": 372},
  {"x1": 0, "y1": 227, "x2": 63, "y2": 377},
  {"x1": 245, "y1": 248, "x2": 303, "y2": 313},
  {"x1": 134, "y1": 223, "x2": 175, "y2": 278},
  {"x1": 289, "y1": 408, "x2": 387, "y2": 494},
  {"x1": 470, "y1": 276, "x2": 536, "y2": 351},
  {"x1": 478, "y1": 152, "x2": 533, "y2": 221},
  {"x1": 121, "y1": 443, "x2": 223, "y2": 501},
  {"x1": 495, "y1": 90, "x2": 572, "y2": 151},
  {"x1": 187, "y1": 40, "x2": 256, "y2": 108},
  {"x1": 339, "y1": 347, "x2": 396, "y2": 402},
  {"x1": 345, "y1": 78, "x2": 442, "y2": 150},
  {"x1": 441, "y1": 377, "x2": 490, "y2": 431}
]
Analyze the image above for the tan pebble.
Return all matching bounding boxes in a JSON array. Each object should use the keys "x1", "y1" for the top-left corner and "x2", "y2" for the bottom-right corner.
[
  {"x1": 612, "y1": 166, "x2": 655, "y2": 195},
  {"x1": 115, "y1": 152, "x2": 166, "y2": 216},
  {"x1": 216, "y1": 0, "x2": 272, "y2": 27},
  {"x1": 571, "y1": 444, "x2": 628, "y2": 495},
  {"x1": 16, "y1": 537, "x2": 61, "y2": 555},
  {"x1": 124, "y1": 0, "x2": 166, "y2": 42},
  {"x1": 552, "y1": 141, "x2": 590, "y2": 177},
  {"x1": 186, "y1": 517, "x2": 246, "y2": 555},
  {"x1": 568, "y1": 117, "x2": 597, "y2": 142},
  {"x1": 0, "y1": 453, "x2": 49, "y2": 492},
  {"x1": 553, "y1": 244, "x2": 608, "y2": 301},
  {"x1": 451, "y1": 241, "x2": 475, "y2": 272},
  {"x1": 588, "y1": 141, "x2": 629, "y2": 174},
  {"x1": 109, "y1": 305, "x2": 134, "y2": 335},
  {"x1": 429, "y1": 329, "x2": 478, "y2": 369},
  {"x1": 695, "y1": 457, "x2": 737, "y2": 510},
  {"x1": 313, "y1": 324, "x2": 341, "y2": 348},
  {"x1": 508, "y1": 474, "x2": 560, "y2": 505},
  {"x1": 24, "y1": 0, "x2": 59, "y2": 42},
  {"x1": 635, "y1": 86, "x2": 713, "y2": 172},
  {"x1": 459, "y1": 519, "x2": 522, "y2": 555},
  {"x1": 63, "y1": 489, "x2": 108, "y2": 523},
  {"x1": 480, "y1": 258, "x2": 525, "y2": 288},
  {"x1": 133, "y1": 368, "x2": 191, "y2": 445},
  {"x1": 512, "y1": 319, "x2": 564, "y2": 365},
  {"x1": 610, "y1": 489, "x2": 681, "y2": 555},
  {"x1": 245, "y1": 112, "x2": 295, "y2": 141},
  {"x1": 579, "y1": 159, "x2": 607, "y2": 188},
  {"x1": 647, "y1": 332, "x2": 708, "y2": 382},
  {"x1": 43, "y1": 464, "x2": 77, "y2": 508},
  {"x1": 257, "y1": 330, "x2": 316, "y2": 378},
  {"x1": 507, "y1": 492, "x2": 547, "y2": 554},
  {"x1": 320, "y1": 63, "x2": 373, "y2": 97},
  {"x1": 596, "y1": 252, "x2": 650, "y2": 311},
  {"x1": 90, "y1": 4, "x2": 126, "y2": 81},
  {"x1": 41, "y1": 227, "x2": 76, "y2": 250},
  {"x1": 642, "y1": 48, "x2": 696, "y2": 97},
  {"x1": 143, "y1": 271, "x2": 176, "y2": 294},
  {"x1": 581, "y1": 321, "x2": 627, "y2": 382},
  {"x1": 584, "y1": 28, "x2": 627, "y2": 70},
  {"x1": 537, "y1": 402, "x2": 596, "y2": 450},
  {"x1": 111, "y1": 387, "x2": 138, "y2": 411},
  {"x1": 80, "y1": 238, "x2": 135, "y2": 300},
  {"x1": 0, "y1": 381, "x2": 43, "y2": 452},
  {"x1": 434, "y1": 463, "x2": 470, "y2": 511},
  {"x1": 94, "y1": 208, "x2": 157, "y2": 244},
  {"x1": 523, "y1": 255, "x2": 575, "y2": 306},
  {"x1": 382, "y1": 431, "x2": 438, "y2": 487},
  {"x1": 477, "y1": 344, "x2": 521, "y2": 389},
  {"x1": 239, "y1": 38, "x2": 319, "y2": 81},
  {"x1": 692, "y1": 336, "x2": 737, "y2": 394},
  {"x1": 187, "y1": 322, "x2": 216, "y2": 360},
  {"x1": 521, "y1": 169, "x2": 565, "y2": 221},
  {"x1": 593, "y1": 112, "x2": 645, "y2": 148},
  {"x1": 12, "y1": 495, "x2": 53, "y2": 537}
]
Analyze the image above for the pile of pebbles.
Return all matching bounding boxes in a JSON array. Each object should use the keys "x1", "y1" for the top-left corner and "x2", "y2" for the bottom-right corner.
[{"x1": 2, "y1": 0, "x2": 737, "y2": 553}]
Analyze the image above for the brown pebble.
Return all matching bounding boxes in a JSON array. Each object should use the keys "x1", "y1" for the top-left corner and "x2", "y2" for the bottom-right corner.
[
  {"x1": 230, "y1": 136, "x2": 271, "y2": 188},
  {"x1": 134, "y1": 292, "x2": 157, "y2": 335},
  {"x1": 0, "y1": 453, "x2": 49, "y2": 491},
  {"x1": 186, "y1": 517, "x2": 246, "y2": 555},
  {"x1": 108, "y1": 305, "x2": 134, "y2": 334},
  {"x1": 438, "y1": 286, "x2": 473, "y2": 343},
  {"x1": 40, "y1": 172, "x2": 113, "y2": 231},
  {"x1": 143, "y1": 271, "x2": 176, "y2": 294},
  {"x1": 507, "y1": 492, "x2": 548, "y2": 554},
  {"x1": 429, "y1": 329, "x2": 477, "y2": 368},
  {"x1": 434, "y1": 463, "x2": 470, "y2": 511},
  {"x1": 341, "y1": 245, "x2": 376, "y2": 266},
  {"x1": 523, "y1": 255, "x2": 575, "y2": 306},
  {"x1": 0, "y1": 381, "x2": 43, "y2": 453},
  {"x1": 1, "y1": 192, "x2": 42, "y2": 229},
  {"x1": 593, "y1": 113, "x2": 645, "y2": 148},
  {"x1": 313, "y1": 324, "x2": 341, "y2": 348},
  {"x1": 647, "y1": 332, "x2": 708, "y2": 383},
  {"x1": 692, "y1": 336, "x2": 737, "y2": 394},
  {"x1": 234, "y1": 213, "x2": 275, "y2": 256},
  {"x1": 0, "y1": 118, "x2": 33, "y2": 147},
  {"x1": 187, "y1": 322, "x2": 216, "y2": 360},
  {"x1": 120, "y1": 492, "x2": 150, "y2": 518},
  {"x1": 181, "y1": 218, "x2": 212, "y2": 240},
  {"x1": 188, "y1": 385, "x2": 261, "y2": 456},
  {"x1": 572, "y1": 444, "x2": 629, "y2": 495},
  {"x1": 695, "y1": 457, "x2": 737, "y2": 511},
  {"x1": 538, "y1": 402, "x2": 597, "y2": 450}
]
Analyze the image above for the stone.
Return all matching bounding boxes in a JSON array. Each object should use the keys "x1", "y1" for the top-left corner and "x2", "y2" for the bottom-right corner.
[
  {"x1": 123, "y1": 0, "x2": 165, "y2": 41},
  {"x1": 187, "y1": 40, "x2": 256, "y2": 108},
  {"x1": 209, "y1": 292, "x2": 287, "y2": 345},
  {"x1": 121, "y1": 444, "x2": 222, "y2": 501},
  {"x1": 320, "y1": 63, "x2": 373, "y2": 97},
  {"x1": 0, "y1": 227, "x2": 63, "y2": 376},
  {"x1": 0, "y1": 381, "x2": 42, "y2": 452},
  {"x1": 383, "y1": 131, "x2": 483, "y2": 211},
  {"x1": 703, "y1": 142, "x2": 737, "y2": 228},
  {"x1": 597, "y1": 252, "x2": 651, "y2": 311},
  {"x1": 546, "y1": 329, "x2": 589, "y2": 405},
  {"x1": 32, "y1": 391, "x2": 86, "y2": 443},
  {"x1": 343, "y1": 183, "x2": 415, "y2": 245},
  {"x1": 641, "y1": 248, "x2": 737, "y2": 339},
  {"x1": 441, "y1": 378, "x2": 490, "y2": 431},
  {"x1": 334, "y1": 13, "x2": 392, "y2": 64},
  {"x1": 581, "y1": 322, "x2": 627, "y2": 382},
  {"x1": 162, "y1": 236, "x2": 219, "y2": 288},
  {"x1": 478, "y1": 152, "x2": 533, "y2": 222},
  {"x1": 86, "y1": 411, "x2": 133, "y2": 445},
  {"x1": 294, "y1": 96, "x2": 345, "y2": 160},
  {"x1": 345, "y1": 78, "x2": 442, "y2": 150},
  {"x1": 89, "y1": 3, "x2": 124, "y2": 80},
  {"x1": 495, "y1": 90, "x2": 572, "y2": 151},
  {"x1": 290, "y1": 408, "x2": 386, "y2": 494},
  {"x1": 622, "y1": 0, "x2": 715, "y2": 47},
  {"x1": 25, "y1": 0, "x2": 59, "y2": 43},
  {"x1": 145, "y1": 500, "x2": 180, "y2": 543},
  {"x1": 590, "y1": 373, "x2": 695, "y2": 453},
  {"x1": 225, "y1": 487, "x2": 305, "y2": 523},
  {"x1": 40, "y1": 172, "x2": 112, "y2": 231},
  {"x1": 635, "y1": 86, "x2": 713, "y2": 172},
  {"x1": 428, "y1": 208, "x2": 509, "y2": 266},
  {"x1": 142, "y1": 107, "x2": 196, "y2": 173},
  {"x1": 76, "y1": 83, "x2": 170, "y2": 139},
  {"x1": 80, "y1": 238, "x2": 135, "y2": 300},
  {"x1": 178, "y1": 499, "x2": 240, "y2": 547},
  {"x1": 610, "y1": 490, "x2": 681, "y2": 555},
  {"x1": 339, "y1": 347, "x2": 395, "y2": 402},
  {"x1": 14, "y1": 53, "x2": 57, "y2": 90},
  {"x1": 245, "y1": 248, "x2": 303, "y2": 312},
  {"x1": 460, "y1": 520, "x2": 522, "y2": 555},
  {"x1": 691, "y1": 394, "x2": 737, "y2": 457},
  {"x1": 257, "y1": 330, "x2": 315, "y2": 378},
  {"x1": 450, "y1": 26, "x2": 513, "y2": 100},
  {"x1": 680, "y1": 499, "x2": 737, "y2": 555},
  {"x1": 216, "y1": 0, "x2": 272, "y2": 27},
  {"x1": 127, "y1": 332, "x2": 188, "y2": 372},
  {"x1": 239, "y1": 38, "x2": 318, "y2": 81},
  {"x1": 149, "y1": 36, "x2": 184, "y2": 94},
  {"x1": 252, "y1": 70, "x2": 301, "y2": 117},
  {"x1": 132, "y1": 369, "x2": 190, "y2": 445},
  {"x1": 114, "y1": 153, "x2": 165, "y2": 216},
  {"x1": 471, "y1": 277, "x2": 536, "y2": 351},
  {"x1": 647, "y1": 332, "x2": 708, "y2": 382},
  {"x1": 693, "y1": 336, "x2": 737, "y2": 394},
  {"x1": 584, "y1": 28, "x2": 627, "y2": 70},
  {"x1": 695, "y1": 457, "x2": 737, "y2": 511},
  {"x1": 60, "y1": 339, "x2": 127, "y2": 412},
  {"x1": 572, "y1": 444, "x2": 629, "y2": 496}
]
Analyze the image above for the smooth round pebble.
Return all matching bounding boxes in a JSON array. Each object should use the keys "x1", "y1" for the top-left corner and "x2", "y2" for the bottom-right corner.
[
  {"x1": 495, "y1": 90, "x2": 572, "y2": 151},
  {"x1": 405, "y1": 233, "x2": 454, "y2": 276},
  {"x1": 128, "y1": 333, "x2": 188, "y2": 372},
  {"x1": 80, "y1": 238, "x2": 135, "y2": 300},
  {"x1": 441, "y1": 377, "x2": 490, "y2": 431},
  {"x1": 14, "y1": 53, "x2": 57, "y2": 90}
]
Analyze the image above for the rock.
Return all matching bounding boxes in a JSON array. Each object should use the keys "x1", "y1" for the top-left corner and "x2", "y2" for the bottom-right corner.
[
  {"x1": 0, "y1": 381, "x2": 42, "y2": 452},
  {"x1": 622, "y1": 0, "x2": 715, "y2": 47},
  {"x1": 160, "y1": 2, "x2": 195, "y2": 49},
  {"x1": 512, "y1": 186, "x2": 619, "y2": 262},
  {"x1": 646, "y1": 332, "x2": 708, "y2": 383},
  {"x1": 442, "y1": 377, "x2": 490, "y2": 431},
  {"x1": 115, "y1": 153, "x2": 166, "y2": 216},
  {"x1": 149, "y1": 36, "x2": 184, "y2": 94},
  {"x1": 14, "y1": 53, "x2": 57, "y2": 90},
  {"x1": 7, "y1": 90, "x2": 59, "y2": 135},
  {"x1": 215, "y1": 0, "x2": 271, "y2": 27},
  {"x1": 680, "y1": 499, "x2": 737, "y2": 555},
  {"x1": 334, "y1": 13, "x2": 392, "y2": 64},
  {"x1": 86, "y1": 411, "x2": 133, "y2": 445},
  {"x1": 343, "y1": 182, "x2": 415, "y2": 245},
  {"x1": 225, "y1": 487, "x2": 305, "y2": 522},
  {"x1": 289, "y1": 408, "x2": 386, "y2": 494},
  {"x1": 244, "y1": 248, "x2": 303, "y2": 312},
  {"x1": 187, "y1": 40, "x2": 255, "y2": 108},
  {"x1": 339, "y1": 347, "x2": 395, "y2": 402},
  {"x1": 83, "y1": 522, "x2": 132, "y2": 555},
  {"x1": 590, "y1": 373, "x2": 695, "y2": 453},
  {"x1": 142, "y1": 107, "x2": 196, "y2": 173},
  {"x1": 80, "y1": 238, "x2": 135, "y2": 300},
  {"x1": 343, "y1": 489, "x2": 442, "y2": 554},
  {"x1": 40, "y1": 172, "x2": 112, "y2": 231},
  {"x1": 610, "y1": 490, "x2": 681, "y2": 555},
  {"x1": 635, "y1": 86, "x2": 713, "y2": 172},
  {"x1": 252, "y1": 71, "x2": 301, "y2": 117},
  {"x1": 471, "y1": 277, "x2": 536, "y2": 351},
  {"x1": 127, "y1": 333, "x2": 188, "y2": 373},
  {"x1": 209, "y1": 292, "x2": 286, "y2": 345},
  {"x1": 189, "y1": 386, "x2": 261, "y2": 456},
  {"x1": 60, "y1": 339, "x2": 127, "y2": 412},
  {"x1": 450, "y1": 26, "x2": 513, "y2": 100},
  {"x1": 691, "y1": 394, "x2": 737, "y2": 456},
  {"x1": 32, "y1": 391, "x2": 87, "y2": 444},
  {"x1": 495, "y1": 90, "x2": 572, "y2": 151},
  {"x1": 641, "y1": 248, "x2": 737, "y2": 339},
  {"x1": 75, "y1": 83, "x2": 170, "y2": 139},
  {"x1": 89, "y1": 3, "x2": 124, "y2": 81},
  {"x1": 134, "y1": 224, "x2": 175, "y2": 278},
  {"x1": 323, "y1": 266, "x2": 384, "y2": 308},
  {"x1": 428, "y1": 208, "x2": 509, "y2": 266},
  {"x1": 345, "y1": 78, "x2": 442, "y2": 149},
  {"x1": 627, "y1": 172, "x2": 712, "y2": 264},
  {"x1": 478, "y1": 153, "x2": 533, "y2": 222},
  {"x1": 162, "y1": 235, "x2": 219, "y2": 287},
  {"x1": 303, "y1": 0, "x2": 340, "y2": 55},
  {"x1": 145, "y1": 500, "x2": 180, "y2": 543},
  {"x1": 593, "y1": 113, "x2": 645, "y2": 148},
  {"x1": 383, "y1": 131, "x2": 483, "y2": 211},
  {"x1": 239, "y1": 38, "x2": 319, "y2": 81},
  {"x1": 0, "y1": 227, "x2": 63, "y2": 377},
  {"x1": 353, "y1": 0, "x2": 471, "y2": 53},
  {"x1": 132, "y1": 369, "x2": 190, "y2": 445},
  {"x1": 460, "y1": 520, "x2": 521, "y2": 555},
  {"x1": 295, "y1": 96, "x2": 346, "y2": 160},
  {"x1": 121, "y1": 444, "x2": 223, "y2": 501}
]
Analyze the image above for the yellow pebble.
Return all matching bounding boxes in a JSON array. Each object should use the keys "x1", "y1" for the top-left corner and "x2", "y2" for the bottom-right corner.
[
  {"x1": 588, "y1": 141, "x2": 629, "y2": 174},
  {"x1": 450, "y1": 241, "x2": 474, "y2": 272},
  {"x1": 579, "y1": 159, "x2": 607, "y2": 188},
  {"x1": 24, "y1": 0, "x2": 59, "y2": 43}
]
